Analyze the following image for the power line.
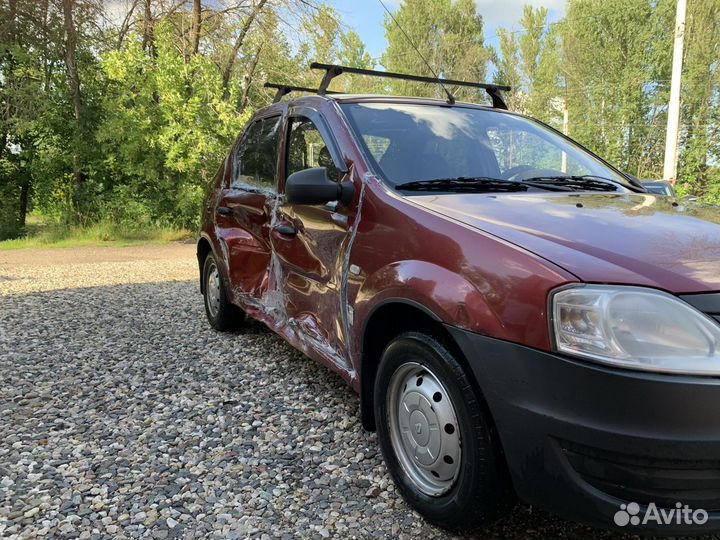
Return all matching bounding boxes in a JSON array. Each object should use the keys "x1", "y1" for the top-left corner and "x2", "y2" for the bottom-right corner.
[{"x1": 376, "y1": 0, "x2": 455, "y2": 103}]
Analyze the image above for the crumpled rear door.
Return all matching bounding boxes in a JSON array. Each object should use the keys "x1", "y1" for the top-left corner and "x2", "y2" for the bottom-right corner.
[{"x1": 215, "y1": 115, "x2": 282, "y2": 305}]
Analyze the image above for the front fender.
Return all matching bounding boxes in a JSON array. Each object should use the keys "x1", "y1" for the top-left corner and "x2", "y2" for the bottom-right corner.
[{"x1": 353, "y1": 260, "x2": 507, "y2": 340}]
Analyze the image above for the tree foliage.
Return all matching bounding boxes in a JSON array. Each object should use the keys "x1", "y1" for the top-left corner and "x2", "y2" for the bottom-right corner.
[
  {"x1": 382, "y1": 0, "x2": 492, "y2": 101},
  {"x1": 0, "y1": 0, "x2": 356, "y2": 239},
  {"x1": 489, "y1": 0, "x2": 720, "y2": 201}
]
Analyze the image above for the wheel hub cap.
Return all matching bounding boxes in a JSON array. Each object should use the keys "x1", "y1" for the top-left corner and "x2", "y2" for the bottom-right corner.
[
  {"x1": 387, "y1": 362, "x2": 462, "y2": 496},
  {"x1": 405, "y1": 397, "x2": 438, "y2": 463},
  {"x1": 206, "y1": 263, "x2": 222, "y2": 318}
]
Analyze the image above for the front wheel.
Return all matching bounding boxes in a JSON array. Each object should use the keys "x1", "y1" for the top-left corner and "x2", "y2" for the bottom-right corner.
[
  {"x1": 374, "y1": 332, "x2": 514, "y2": 531},
  {"x1": 202, "y1": 253, "x2": 244, "y2": 331}
]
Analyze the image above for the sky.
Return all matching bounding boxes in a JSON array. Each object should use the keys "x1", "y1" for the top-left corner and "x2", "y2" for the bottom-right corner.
[{"x1": 327, "y1": 0, "x2": 567, "y2": 66}]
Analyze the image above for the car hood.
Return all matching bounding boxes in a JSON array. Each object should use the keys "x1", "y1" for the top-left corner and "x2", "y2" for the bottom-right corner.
[{"x1": 408, "y1": 192, "x2": 720, "y2": 293}]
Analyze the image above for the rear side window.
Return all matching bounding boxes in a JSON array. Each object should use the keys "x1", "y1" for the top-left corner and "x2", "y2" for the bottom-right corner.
[{"x1": 232, "y1": 116, "x2": 281, "y2": 192}]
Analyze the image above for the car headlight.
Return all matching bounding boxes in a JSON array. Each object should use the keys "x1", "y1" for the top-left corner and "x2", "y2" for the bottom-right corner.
[{"x1": 551, "y1": 285, "x2": 720, "y2": 375}]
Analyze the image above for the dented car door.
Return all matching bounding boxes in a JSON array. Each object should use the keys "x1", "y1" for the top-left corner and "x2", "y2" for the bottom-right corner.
[
  {"x1": 270, "y1": 109, "x2": 356, "y2": 369},
  {"x1": 215, "y1": 115, "x2": 282, "y2": 305}
]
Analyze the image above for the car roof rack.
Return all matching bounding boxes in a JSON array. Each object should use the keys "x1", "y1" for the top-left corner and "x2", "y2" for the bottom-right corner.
[
  {"x1": 310, "y1": 62, "x2": 511, "y2": 110},
  {"x1": 264, "y1": 82, "x2": 340, "y2": 103}
]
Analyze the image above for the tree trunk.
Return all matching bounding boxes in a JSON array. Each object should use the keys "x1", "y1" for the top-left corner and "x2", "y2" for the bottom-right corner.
[
  {"x1": 190, "y1": 0, "x2": 202, "y2": 56},
  {"x1": 61, "y1": 0, "x2": 83, "y2": 187},
  {"x1": 221, "y1": 0, "x2": 268, "y2": 99},
  {"x1": 142, "y1": 0, "x2": 156, "y2": 56},
  {"x1": 4, "y1": 0, "x2": 17, "y2": 121},
  {"x1": 117, "y1": 0, "x2": 140, "y2": 50},
  {"x1": 19, "y1": 177, "x2": 30, "y2": 229},
  {"x1": 8, "y1": 0, "x2": 16, "y2": 40},
  {"x1": 6, "y1": 0, "x2": 31, "y2": 233},
  {"x1": 42, "y1": 0, "x2": 51, "y2": 93},
  {"x1": 239, "y1": 45, "x2": 263, "y2": 113}
]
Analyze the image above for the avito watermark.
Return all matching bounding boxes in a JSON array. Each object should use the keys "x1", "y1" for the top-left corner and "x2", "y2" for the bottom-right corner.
[{"x1": 614, "y1": 502, "x2": 708, "y2": 527}]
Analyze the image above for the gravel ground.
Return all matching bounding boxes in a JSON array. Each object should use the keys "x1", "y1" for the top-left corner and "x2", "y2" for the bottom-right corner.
[{"x1": 0, "y1": 244, "x2": 715, "y2": 539}]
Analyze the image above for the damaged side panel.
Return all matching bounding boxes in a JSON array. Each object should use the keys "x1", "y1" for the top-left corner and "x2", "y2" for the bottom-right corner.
[
  {"x1": 217, "y1": 192, "x2": 274, "y2": 299},
  {"x1": 212, "y1": 114, "x2": 282, "y2": 304},
  {"x1": 262, "y1": 172, "x2": 365, "y2": 387},
  {"x1": 225, "y1": 103, "x2": 367, "y2": 388}
]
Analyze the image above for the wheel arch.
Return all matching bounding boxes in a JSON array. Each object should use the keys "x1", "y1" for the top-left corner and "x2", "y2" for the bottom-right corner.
[{"x1": 359, "y1": 299, "x2": 474, "y2": 431}]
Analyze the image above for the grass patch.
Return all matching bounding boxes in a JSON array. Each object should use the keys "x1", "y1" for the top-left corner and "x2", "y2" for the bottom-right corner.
[{"x1": 0, "y1": 220, "x2": 194, "y2": 250}]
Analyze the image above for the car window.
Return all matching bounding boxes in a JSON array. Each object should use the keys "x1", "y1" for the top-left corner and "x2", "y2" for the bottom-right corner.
[
  {"x1": 287, "y1": 117, "x2": 341, "y2": 182},
  {"x1": 232, "y1": 116, "x2": 281, "y2": 191},
  {"x1": 486, "y1": 126, "x2": 591, "y2": 176},
  {"x1": 362, "y1": 134, "x2": 391, "y2": 161},
  {"x1": 341, "y1": 103, "x2": 630, "y2": 188}
]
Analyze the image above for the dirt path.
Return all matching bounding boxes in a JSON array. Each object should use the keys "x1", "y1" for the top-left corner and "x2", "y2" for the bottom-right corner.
[
  {"x1": 0, "y1": 243, "x2": 197, "y2": 295},
  {"x1": 0, "y1": 242, "x2": 197, "y2": 267}
]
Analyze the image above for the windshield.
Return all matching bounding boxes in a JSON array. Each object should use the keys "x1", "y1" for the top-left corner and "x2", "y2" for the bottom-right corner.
[{"x1": 340, "y1": 102, "x2": 633, "y2": 190}]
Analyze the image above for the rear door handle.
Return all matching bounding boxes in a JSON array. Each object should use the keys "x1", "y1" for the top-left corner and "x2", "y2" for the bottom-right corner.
[
  {"x1": 274, "y1": 224, "x2": 297, "y2": 237},
  {"x1": 217, "y1": 206, "x2": 232, "y2": 216}
]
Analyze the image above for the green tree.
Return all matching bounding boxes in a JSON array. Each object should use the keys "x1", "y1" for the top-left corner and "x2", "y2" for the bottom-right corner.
[
  {"x1": 0, "y1": 0, "x2": 377, "y2": 240},
  {"x1": 492, "y1": 6, "x2": 560, "y2": 120},
  {"x1": 493, "y1": 28, "x2": 525, "y2": 111},
  {"x1": 0, "y1": 0, "x2": 96, "y2": 235},
  {"x1": 382, "y1": 0, "x2": 491, "y2": 102},
  {"x1": 556, "y1": 0, "x2": 672, "y2": 174},
  {"x1": 99, "y1": 22, "x2": 251, "y2": 229},
  {"x1": 293, "y1": 6, "x2": 379, "y2": 93},
  {"x1": 676, "y1": 0, "x2": 720, "y2": 201}
]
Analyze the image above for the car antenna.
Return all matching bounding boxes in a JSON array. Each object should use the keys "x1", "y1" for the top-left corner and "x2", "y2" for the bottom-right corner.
[{"x1": 376, "y1": 0, "x2": 456, "y2": 105}]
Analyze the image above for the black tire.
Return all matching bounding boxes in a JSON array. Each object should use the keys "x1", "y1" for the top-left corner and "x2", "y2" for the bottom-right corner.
[
  {"x1": 202, "y1": 253, "x2": 245, "y2": 331},
  {"x1": 374, "y1": 331, "x2": 514, "y2": 531}
]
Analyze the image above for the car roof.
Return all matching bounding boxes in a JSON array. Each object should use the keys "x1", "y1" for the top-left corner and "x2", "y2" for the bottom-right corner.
[
  {"x1": 252, "y1": 93, "x2": 500, "y2": 118},
  {"x1": 325, "y1": 94, "x2": 494, "y2": 108}
]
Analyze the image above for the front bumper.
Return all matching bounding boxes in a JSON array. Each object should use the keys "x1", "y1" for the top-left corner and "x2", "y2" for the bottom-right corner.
[{"x1": 447, "y1": 326, "x2": 720, "y2": 534}]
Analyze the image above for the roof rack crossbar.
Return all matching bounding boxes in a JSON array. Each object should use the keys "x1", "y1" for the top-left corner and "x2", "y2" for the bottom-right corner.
[
  {"x1": 264, "y1": 82, "x2": 339, "y2": 103},
  {"x1": 310, "y1": 62, "x2": 511, "y2": 109}
]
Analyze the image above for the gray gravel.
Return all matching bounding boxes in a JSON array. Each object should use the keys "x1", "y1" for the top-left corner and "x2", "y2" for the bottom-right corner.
[{"x1": 0, "y1": 245, "x2": 714, "y2": 539}]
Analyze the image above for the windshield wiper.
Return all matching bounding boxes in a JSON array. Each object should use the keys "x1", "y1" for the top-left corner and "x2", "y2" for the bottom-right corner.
[
  {"x1": 395, "y1": 177, "x2": 531, "y2": 193},
  {"x1": 520, "y1": 175, "x2": 620, "y2": 192}
]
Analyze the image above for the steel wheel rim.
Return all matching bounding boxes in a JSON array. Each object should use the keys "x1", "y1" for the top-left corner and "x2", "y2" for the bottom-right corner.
[
  {"x1": 387, "y1": 361, "x2": 462, "y2": 496},
  {"x1": 206, "y1": 262, "x2": 222, "y2": 318}
]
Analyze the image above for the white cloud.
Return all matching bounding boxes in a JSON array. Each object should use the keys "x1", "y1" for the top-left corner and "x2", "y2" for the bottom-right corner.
[{"x1": 476, "y1": 0, "x2": 567, "y2": 32}]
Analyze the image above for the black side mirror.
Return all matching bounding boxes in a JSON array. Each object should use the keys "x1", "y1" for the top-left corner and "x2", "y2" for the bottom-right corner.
[{"x1": 285, "y1": 167, "x2": 354, "y2": 206}]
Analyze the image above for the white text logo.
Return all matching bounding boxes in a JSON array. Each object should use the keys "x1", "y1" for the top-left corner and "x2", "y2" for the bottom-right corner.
[{"x1": 614, "y1": 502, "x2": 708, "y2": 527}]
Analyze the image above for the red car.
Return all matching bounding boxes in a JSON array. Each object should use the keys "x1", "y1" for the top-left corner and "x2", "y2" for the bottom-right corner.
[{"x1": 198, "y1": 67, "x2": 720, "y2": 534}]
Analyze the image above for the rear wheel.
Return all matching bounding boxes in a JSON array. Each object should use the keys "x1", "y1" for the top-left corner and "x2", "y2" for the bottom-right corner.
[
  {"x1": 202, "y1": 253, "x2": 244, "y2": 331},
  {"x1": 374, "y1": 332, "x2": 514, "y2": 531}
]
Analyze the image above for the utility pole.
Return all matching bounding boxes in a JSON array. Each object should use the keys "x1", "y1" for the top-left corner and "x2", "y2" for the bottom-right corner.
[
  {"x1": 561, "y1": 77, "x2": 569, "y2": 173},
  {"x1": 663, "y1": 0, "x2": 687, "y2": 183}
]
